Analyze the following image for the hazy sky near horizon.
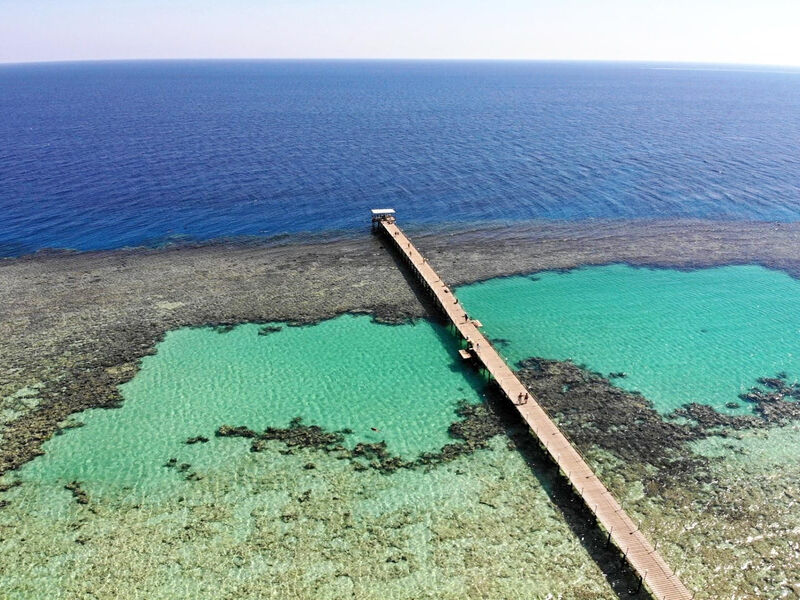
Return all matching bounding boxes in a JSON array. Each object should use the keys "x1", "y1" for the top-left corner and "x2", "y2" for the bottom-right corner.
[{"x1": 2, "y1": 0, "x2": 800, "y2": 66}]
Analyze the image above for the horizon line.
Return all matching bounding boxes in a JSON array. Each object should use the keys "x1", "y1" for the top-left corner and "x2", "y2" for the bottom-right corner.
[{"x1": 2, "y1": 57, "x2": 800, "y2": 70}]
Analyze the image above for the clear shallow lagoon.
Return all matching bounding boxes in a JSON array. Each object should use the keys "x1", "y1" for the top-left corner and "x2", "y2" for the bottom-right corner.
[
  {"x1": 18, "y1": 315, "x2": 484, "y2": 499},
  {"x1": 32, "y1": 263, "x2": 798, "y2": 503},
  {"x1": 4, "y1": 265, "x2": 800, "y2": 597},
  {"x1": 1, "y1": 316, "x2": 615, "y2": 599},
  {"x1": 458, "y1": 264, "x2": 800, "y2": 414}
]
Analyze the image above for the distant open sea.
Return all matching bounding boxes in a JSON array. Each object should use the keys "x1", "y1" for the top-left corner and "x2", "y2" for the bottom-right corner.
[{"x1": 1, "y1": 60, "x2": 799, "y2": 257}]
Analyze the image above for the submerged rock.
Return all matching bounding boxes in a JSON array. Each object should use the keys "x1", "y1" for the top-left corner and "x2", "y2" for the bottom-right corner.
[
  {"x1": 216, "y1": 425, "x2": 258, "y2": 438},
  {"x1": 757, "y1": 377, "x2": 786, "y2": 390},
  {"x1": 674, "y1": 403, "x2": 760, "y2": 430},
  {"x1": 185, "y1": 436, "x2": 209, "y2": 444},
  {"x1": 217, "y1": 417, "x2": 348, "y2": 463},
  {"x1": 64, "y1": 481, "x2": 89, "y2": 505},
  {"x1": 261, "y1": 418, "x2": 345, "y2": 450},
  {"x1": 212, "y1": 324, "x2": 236, "y2": 334},
  {"x1": 0, "y1": 480, "x2": 22, "y2": 493},
  {"x1": 257, "y1": 325, "x2": 283, "y2": 336},
  {"x1": 728, "y1": 373, "x2": 800, "y2": 424},
  {"x1": 213, "y1": 398, "x2": 514, "y2": 476},
  {"x1": 516, "y1": 357, "x2": 703, "y2": 481},
  {"x1": 250, "y1": 439, "x2": 268, "y2": 453},
  {"x1": 351, "y1": 441, "x2": 414, "y2": 473},
  {"x1": 54, "y1": 420, "x2": 84, "y2": 436}
]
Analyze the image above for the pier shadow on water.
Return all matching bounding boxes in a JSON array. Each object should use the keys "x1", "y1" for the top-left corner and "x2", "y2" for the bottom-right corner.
[
  {"x1": 481, "y1": 384, "x2": 652, "y2": 599},
  {"x1": 371, "y1": 228, "x2": 451, "y2": 326}
]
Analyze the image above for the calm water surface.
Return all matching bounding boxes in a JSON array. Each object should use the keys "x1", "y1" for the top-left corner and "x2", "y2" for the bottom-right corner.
[
  {"x1": 2, "y1": 60, "x2": 800, "y2": 255},
  {"x1": 19, "y1": 316, "x2": 484, "y2": 497},
  {"x1": 459, "y1": 264, "x2": 800, "y2": 414}
]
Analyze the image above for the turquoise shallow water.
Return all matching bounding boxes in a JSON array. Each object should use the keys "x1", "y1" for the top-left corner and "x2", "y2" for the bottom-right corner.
[
  {"x1": 19, "y1": 315, "x2": 484, "y2": 498},
  {"x1": 4, "y1": 265, "x2": 800, "y2": 598},
  {"x1": 458, "y1": 264, "x2": 800, "y2": 414},
  {"x1": 17, "y1": 263, "x2": 800, "y2": 500}
]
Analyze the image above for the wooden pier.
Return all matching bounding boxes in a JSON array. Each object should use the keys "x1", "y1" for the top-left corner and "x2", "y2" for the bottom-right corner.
[{"x1": 375, "y1": 212, "x2": 692, "y2": 600}]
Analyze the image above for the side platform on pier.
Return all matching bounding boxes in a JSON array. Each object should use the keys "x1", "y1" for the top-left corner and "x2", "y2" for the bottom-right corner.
[{"x1": 376, "y1": 215, "x2": 692, "y2": 600}]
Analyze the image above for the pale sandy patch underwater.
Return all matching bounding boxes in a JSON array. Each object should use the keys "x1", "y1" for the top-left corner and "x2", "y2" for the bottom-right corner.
[{"x1": 2, "y1": 264, "x2": 800, "y2": 598}]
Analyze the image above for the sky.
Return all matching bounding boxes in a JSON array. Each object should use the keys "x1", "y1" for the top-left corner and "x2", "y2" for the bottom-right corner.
[{"x1": 2, "y1": 0, "x2": 800, "y2": 66}]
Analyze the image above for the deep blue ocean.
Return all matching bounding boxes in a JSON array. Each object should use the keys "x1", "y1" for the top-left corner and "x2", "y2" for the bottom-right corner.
[{"x1": 1, "y1": 60, "x2": 799, "y2": 257}]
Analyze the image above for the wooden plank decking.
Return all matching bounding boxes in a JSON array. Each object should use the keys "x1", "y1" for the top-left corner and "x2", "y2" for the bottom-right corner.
[{"x1": 379, "y1": 219, "x2": 692, "y2": 600}]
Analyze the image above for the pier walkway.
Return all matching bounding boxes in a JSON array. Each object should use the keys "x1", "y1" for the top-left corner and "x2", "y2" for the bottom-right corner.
[{"x1": 377, "y1": 216, "x2": 692, "y2": 600}]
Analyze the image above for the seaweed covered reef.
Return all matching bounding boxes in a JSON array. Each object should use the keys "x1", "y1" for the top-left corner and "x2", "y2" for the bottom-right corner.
[
  {"x1": 517, "y1": 359, "x2": 800, "y2": 485},
  {"x1": 203, "y1": 356, "x2": 800, "y2": 498},
  {"x1": 150, "y1": 359, "x2": 800, "y2": 597},
  {"x1": 675, "y1": 373, "x2": 800, "y2": 428},
  {"x1": 5, "y1": 221, "x2": 800, "y2": 597},
  {"x1": 213, "y1": 400, "x2": 511, "y2": 475},
  {"x1": 5, "y1": 219, "x2": 800, "y2": 476}
]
